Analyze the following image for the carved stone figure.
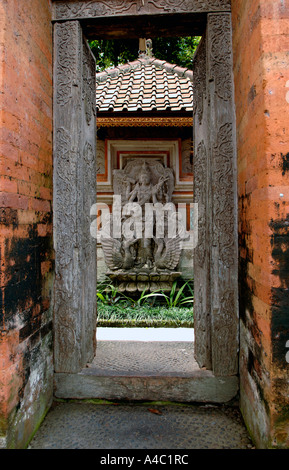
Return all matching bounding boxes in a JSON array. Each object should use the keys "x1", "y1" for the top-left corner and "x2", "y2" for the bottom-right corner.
[
  {"x1": 100, "y1": 236, "x2": 138, "y2": 270},
  {"x1": 128, "y1": 162, "x2": 170, "y2": 206},
  {"x1": 100, "y1": 159, "x2": 182, "y2": 291},
  {"x1": 113, "y1": 160, "x2": 174, "y2": 206},
  {"x1": 153, "y1": 235, "x2": 182, "y2": 271}
]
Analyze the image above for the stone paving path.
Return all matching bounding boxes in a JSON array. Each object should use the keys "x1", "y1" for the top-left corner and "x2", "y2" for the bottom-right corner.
[
  {"x1": 30, "y1": 331, "x2": 253, "y2": 450},
  {"x1": 29, "y1": 401, "x2": 253, "y2": 449},
  {"x1": 88, "y1": 340, "x2": 198, "y2": 376}
]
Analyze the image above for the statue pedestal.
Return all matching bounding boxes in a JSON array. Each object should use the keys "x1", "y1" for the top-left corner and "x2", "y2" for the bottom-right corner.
[{"x1": 106, "y1": 270, "x2": 182, "y2": 293}]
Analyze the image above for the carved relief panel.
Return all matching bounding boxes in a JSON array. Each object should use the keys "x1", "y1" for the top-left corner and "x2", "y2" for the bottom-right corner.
[{"x1": 193, "y1": 34, "x2": 212, "y2": 370}]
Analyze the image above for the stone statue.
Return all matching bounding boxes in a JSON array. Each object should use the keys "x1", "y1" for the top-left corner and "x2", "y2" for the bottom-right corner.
[
  {"x1": 101, "y1": 159, "x2": 182, "y2": 291},
  {"x1": 128, "y1": 162, "x2": 169, "y2": 206},
  {"x1": 126, "y1": 162, "x2": 171, "y2": 269}
]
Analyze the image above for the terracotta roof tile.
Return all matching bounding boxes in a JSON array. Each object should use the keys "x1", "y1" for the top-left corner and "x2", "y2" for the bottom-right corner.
[{"x1": 96, "y1": 57, "x2": 193, "y2": 113}]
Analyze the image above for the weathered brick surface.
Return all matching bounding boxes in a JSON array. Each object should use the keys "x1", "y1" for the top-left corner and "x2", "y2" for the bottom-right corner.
[
  {"x1": 0, "y1": 0, "x2": 53, "y2": 448},
  {"x1": 232, "y1": 0, "x2": 289, "y2": 448}
]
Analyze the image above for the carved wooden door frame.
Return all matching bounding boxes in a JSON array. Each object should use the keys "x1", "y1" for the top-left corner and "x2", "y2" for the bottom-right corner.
[
  {"x1": 193, "y1": 15, "x2": 238, "y2": 376},
  {"x1": 52, "y1": 0, "x2": 238, "y2": 379},
  {"x1": 53, "y1": 21, "x2": 97, "y2": 373}
]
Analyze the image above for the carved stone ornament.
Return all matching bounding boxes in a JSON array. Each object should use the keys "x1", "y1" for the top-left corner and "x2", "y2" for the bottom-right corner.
[
  {"x1": 53, "y1": 0, "x2": 231, "y2": 20},
  {"x1": 53, "y1": 20, "x2": 97, "y2": 372},
  {"x1": 54, "y1": 127, "x2": 77, "y2": 270},
  {"x1": 82, "y1": 41, "x2": 96, "y2": 124},
  {"x1": 113, "y1": 159, "x2": 175, "y2": 205},
  {"x1": 211, "y1": 289, "x2": 238, "y2": 374}
]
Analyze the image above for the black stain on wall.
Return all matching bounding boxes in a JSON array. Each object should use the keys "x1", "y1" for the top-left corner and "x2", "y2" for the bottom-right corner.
[
  {"x1": 270, "y1": 215, "x2": 289, "y2": 367},
  {"x1": 1, "y1": 224, "x2": 53, "y2": 333},
  {"x1": 281, "y1": 152, "x2": 289, "y2": 176},
  {"x1": 0, "y1": 208, "x2": 18, "y2": 228},
  {"x1": 239, "y1": 195, "x2": 254, "y2": 325},
  {"x1": 270, "y1": 215, "x2": 289, "y2": 287}
]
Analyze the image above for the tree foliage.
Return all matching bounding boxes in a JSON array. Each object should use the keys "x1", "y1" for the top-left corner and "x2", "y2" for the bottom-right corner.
[{"x1": 89, "y1": 37, "x2": 201, "y2": 71}]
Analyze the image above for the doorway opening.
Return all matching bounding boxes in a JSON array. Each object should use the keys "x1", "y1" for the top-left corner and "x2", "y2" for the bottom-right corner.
[
  {"x1": 91, "y1": 34, "x2": 196, "y2": 385},
  {"x1": 94, "y1": 36, "x2": 196, "y2": 347},
  {"x1": 53, "y1": 6, "x2": 238, "y2": 403}
]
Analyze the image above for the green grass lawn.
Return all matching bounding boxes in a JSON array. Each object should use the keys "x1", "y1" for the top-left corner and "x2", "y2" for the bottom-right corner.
[
  {"x1": 96, "y1": 278, "x2": 194, "y2": 327},
  {"x1": 97, "y1": 302, "x2": 194, "y2": 328}
]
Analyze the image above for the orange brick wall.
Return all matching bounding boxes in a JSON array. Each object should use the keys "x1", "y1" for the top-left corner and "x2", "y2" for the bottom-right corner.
[
  {"x1": 0, "y1": 0, "x2": 53, "y2": 448},
  {"x1": 231, "y1": 0, "x2": 289, "y2": 448}
]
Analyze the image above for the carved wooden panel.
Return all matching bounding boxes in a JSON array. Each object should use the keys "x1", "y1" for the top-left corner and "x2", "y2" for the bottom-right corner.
[
  {"x1": 53, "y1": 21, "x2": 97, "y2": 373},
  {"x1": 53, "y1": 0, "x2": 231, "y2": 20},
  {"x1": 193, "y1": 15, "x2": 238, "y2": 376},
  {"x1": 207, "y1": 13, "x2": 238, "y2": 376},
  {"x1": 193, "y1": 36, "x2": 206, "y2": 126},
  {"x1": 193, "y1": 33, "x2": 212, "y2": 370}
]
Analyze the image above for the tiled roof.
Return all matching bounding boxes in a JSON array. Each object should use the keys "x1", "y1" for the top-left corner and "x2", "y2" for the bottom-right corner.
[{"x1": 96, "y1": 57, "x2": 193, "y2": 113}]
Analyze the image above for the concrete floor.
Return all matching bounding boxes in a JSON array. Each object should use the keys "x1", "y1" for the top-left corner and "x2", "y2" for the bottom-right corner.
[{"x1": 30, "y1": 329, "x2": 253, "y2": 449}]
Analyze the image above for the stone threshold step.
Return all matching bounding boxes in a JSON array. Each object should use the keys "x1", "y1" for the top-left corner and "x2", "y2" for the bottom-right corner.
[{"x1": 54, "y1": 371, "x2": 239, "y2": 404}]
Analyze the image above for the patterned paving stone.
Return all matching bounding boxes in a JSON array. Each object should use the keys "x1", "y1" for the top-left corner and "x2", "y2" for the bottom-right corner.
[
  {"x1": 88, "y1": 341, "x2": 198, "y2": 377},
  {"x1": 29, "y1": 402, "x2": 253, "y2": 449},
  {"x1": 31, "y1": 338, "x2": 252, "y2": 449}
]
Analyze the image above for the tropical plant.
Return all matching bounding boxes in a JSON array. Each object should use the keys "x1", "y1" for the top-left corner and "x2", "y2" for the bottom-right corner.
[
  {"x1": 120, "y1": 288, "x2": 164, "y2": 307},
  {"x1": 97, "y1": 280, "x2": 122, "y2": 305},
  {"x1": 158, "y1": 279, "x2": 194, "y2": 308},
  {"x1": 97, "y1": 277, "x2": 194, "y2": 309}
]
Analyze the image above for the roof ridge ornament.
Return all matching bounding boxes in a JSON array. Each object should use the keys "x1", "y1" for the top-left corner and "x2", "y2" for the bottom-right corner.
[{"x1": 138, "y1": 38, "x2": 154, "y2": 59}]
